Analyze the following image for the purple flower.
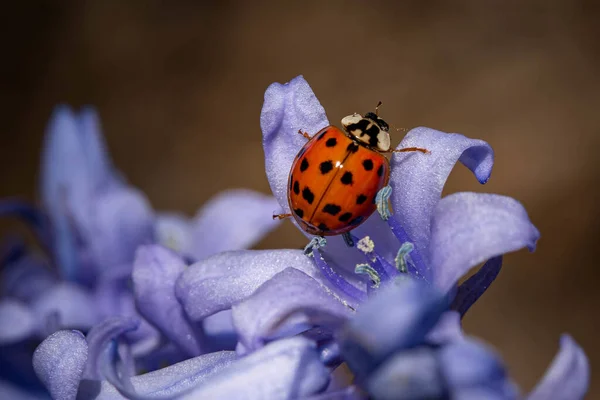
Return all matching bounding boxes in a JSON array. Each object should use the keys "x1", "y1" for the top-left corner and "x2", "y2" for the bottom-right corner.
[{"x1": 0, "y1": 106, "x2": 279, "y2": 397}]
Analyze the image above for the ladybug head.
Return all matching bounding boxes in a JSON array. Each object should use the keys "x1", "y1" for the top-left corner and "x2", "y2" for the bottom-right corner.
[{"x1": 341, "y1": 112, "x2": 392, "y2": 152}]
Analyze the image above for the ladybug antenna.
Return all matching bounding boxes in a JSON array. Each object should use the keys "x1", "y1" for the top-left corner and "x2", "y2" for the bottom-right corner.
[
  {"x1": 375, "y1": 101, "x2": 383, "y2": 116},
  {"x1": 388, "y1": 122, "x2": 409, "y2": 134}
]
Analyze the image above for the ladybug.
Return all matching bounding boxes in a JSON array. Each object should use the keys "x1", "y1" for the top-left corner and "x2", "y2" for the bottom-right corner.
[{"x1": 274, "y1": 103, "x2": 428, "y2": 246}]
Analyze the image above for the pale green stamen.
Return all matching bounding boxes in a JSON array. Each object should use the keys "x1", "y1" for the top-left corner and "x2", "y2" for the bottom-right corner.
[
  {"x1": 395, "y1": 242, "x2": 414, "y2": 273},
  {"x1": 304, "y1": 236, "x2": 327, "y2": 256},
  {"x1": 355, "y1": 263, "x2": 381, "y2": 288},
  {"x1": 375, "y1": 185, "x2": 393, "y2": 221}
]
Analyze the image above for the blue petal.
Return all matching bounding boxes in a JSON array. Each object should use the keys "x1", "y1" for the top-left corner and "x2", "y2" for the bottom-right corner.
[
  {"x1": 527, "y1": 335, "x2": 589, "y2": 400},
  {"x1": 426, "y1": 311, "x2": 463, "y2": 345},
  {"x1": 180, "y1": 337, "x2": 329, "y2": 399},
  {"x1": 176, "y1": 249, "x2": 327, "y2": 321},
  {"x1": 232, "y1": 268, "x2": 353, "y2": 353},
  {"x1": 154, "y1": 212, "x2": 193, "y2": 255},
  {"x1": 0, "y1": 299, "x2": 36, "y2": 345},
  {"x1": 90, "y1": 351, "x2": 236, "y2": 399},
  {"x1": 389, "y1": 127, "x2": 494, "y2": 272},
  {"x1": 339, "y1": 278, "x2": 447, "y2": 379},
  {"x1": 451, "y1": 256, "x2": 503, "y2": 317},
  {"x1": 33, "y1": 330, "x2": 88, "y2": 400},
  {"x1": 1, "y1": 253, "x2": 56, "y2": 304},
  {"x1": 439, "y1": 338, "x2": 519, "y2": 398},
  {"x1": 189, "y1": 189, "x2": 281, "y2": 261},
  {"x1": 429, "y1": 193, "x2": 540, "y2": 293},
  {"x1": 303, "y1": 386, "x2": 364, "y2": 400},
  {"x1": 30, "y1": 282, "x2": 99, "y2": 335},
  {"x1": 261, "y1": 75, "x2": 329, "y2": 211},
  {"x1": 0, "y1": 380, "x2": 49, "y2": 400},
  {"x1": 132, "y1": 245, "x2": 204, "y2": 357},
  {"x1": 203, "y1": 310, "x2": 238, "y2": 351},
  {"x1": 366, "y1": 347, "x2": 445, "y2": 400}
]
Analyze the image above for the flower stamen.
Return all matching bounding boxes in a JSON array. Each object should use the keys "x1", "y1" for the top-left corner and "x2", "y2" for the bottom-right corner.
[
  {"x1": 395, "y1": 242, "x2": 414, "y2": 274},
  {"x1": 355, "y1": 263, "x2": 381, "y2": 288}
]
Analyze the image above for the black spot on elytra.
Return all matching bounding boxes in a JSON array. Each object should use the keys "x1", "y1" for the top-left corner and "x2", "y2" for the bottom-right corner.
[
  {"x1": 326, "y1": 138, "x2": 337, "y2": 147},
  {"x1": 300, "y1": 158, "x2": 309, "y2": 172},
  {"x1": 339, "y1": 212, "x2": 352, "y2": 222},
  {"x1": 362, "y1": 159, "x2": 374, "y2": 171},
  {"x1": 320, "y1": 160, "x2": 333, "y2": 174},
  {"x1": 302, "y1": 187, "x2": 315, "y2": 204},
  {"x1": 350, "y1": 216, "x2": 364, "y2": 225},
  {"x1": 356, "y1": 194, "x2": 367, "y2": 205},
  {"x1": 377, "y1": 164, "x2": 384, "y2": 177},
  {"x1": 347, "y1": 142, "x2": 359, "y2": 153},
  {"x1": 317, "y1": 130, "x2": 327, "y2": 140},
  {"x1": 294, "y1": 208, "x2": 304, "y2": 218},
  {"x1": 317, "y1": 223, "x2": 330, "y2": 232},
  {"x1": 341, "y1": 171, "x2": 354, "y2": 185},
  {"x1": 293, "y1": 181, "x2": 300, "y2": 195},
  {"x1": 322, "y1": 204, "x2": 341, "y2": 215}
]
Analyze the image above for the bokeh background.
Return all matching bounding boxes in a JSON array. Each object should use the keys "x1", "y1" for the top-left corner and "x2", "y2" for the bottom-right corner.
[{"x1": 1, "y1": 1, "x2": 598, "y2": 397}]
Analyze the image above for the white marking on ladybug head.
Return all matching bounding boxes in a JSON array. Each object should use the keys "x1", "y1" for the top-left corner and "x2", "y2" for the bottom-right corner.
[{"x1": 341, "y1": 113, "x2": 391, "y2": 152}]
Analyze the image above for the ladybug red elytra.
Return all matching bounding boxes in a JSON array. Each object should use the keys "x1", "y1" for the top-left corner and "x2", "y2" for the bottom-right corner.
[{"x1": 274, "y1": 103, "x2": 428, "y2": 244}]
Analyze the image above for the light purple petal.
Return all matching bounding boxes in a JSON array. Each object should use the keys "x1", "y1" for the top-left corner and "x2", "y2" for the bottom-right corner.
[
  {"x1": 176, "y1": 249, "x2": 327, "y2": 321},
  {"x1": 366, "y1": 347, "x2": 445, "y2": 400},
  {"x1": 84, "y1": 316, "x2": 140, "y2": 380},
  {"x1": 190, "y1": 189, "x2": 281, "y2": 261},
  {"x1": 30, "y1": 282, "x2": 99, "y2": 335},
  {"x1": 154, "y1": 212, "x2": 193, "y2": 255},
  {"x1": 180, "y1": 337, "x2": 329, "y2": 400},
  {"x1": 429, "y1": 192, "x2": 540, "y2": 293},
  {"x1": 87, "y1": 187, "x2": 155, "y2": 273},
  {"x1": 1, "y1": 253, "x2": 56, "y2": 304},
  {"x1": 203, "y1": 310, "x2": 238, "y2": 351},
  {"x1": 0, "y1": 299, "x2": 36, "y2": 345},
  {"x1": 261, "y1": 75, "x2": 329, "y2": 210},
  {"x1": 304, "y1": 386, "x2": 364, "y2": 400},
  {"x1": 389, "y1": 127, "x2": 494, "y2": 270},
  {"x1": 339, "y1": 278, "x2": 447, "y2": 379},
  {"x1": 132, "y1": 245, "x2": 204, "y2": 356},
  {"x1": 527, "y1": 335, "x2": 589, "y2": 400},
  {"x1": 33, "y1": 330, "x2": 88, "y2": 400},
  {"x1": 232, "y1": 268, "x2": 353, "y2": 352},
  {"x1": 92, "y1": 351, "x2": 237, "y2": 399},
  {"x1": 451, "y1": 256, "x2": 503, "y2": 317},
  {"x1": 440, "y1": 338, "x2": 519, "y2": 398},
  {"x1": 426, "y1": 311, "x2": 463, "y2": 345}
]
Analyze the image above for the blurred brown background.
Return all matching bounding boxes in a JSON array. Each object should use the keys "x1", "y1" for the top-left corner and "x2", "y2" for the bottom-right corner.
[{"x1": 1, "y1": 0, "x2": 598, "y2": 397}]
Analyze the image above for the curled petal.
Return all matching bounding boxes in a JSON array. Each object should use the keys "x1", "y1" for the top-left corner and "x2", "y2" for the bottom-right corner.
[
  {"x1": 133, "y1": 245, "x2": 203, "y2": 356},
  {"x1": 190, "y1": 189, "x2": 281, "y2": 261},
  {"x1": 84, "y1": 316, "x2": 140, "y2": 380},
  {"x1": 339, "y1": 278, "x2": 447, "y2": 379},
  {"x1": 0, "y1": 299, "x2": 36, "y2": 345},
  {"x1": 180, "y1": 337, "x2": 329, "y2": 400},
  {"x1": 31, "y1": 282, "x2": 98, "y2": 334},
  {"x1": 33, "y1": 330, "x2": 88, "y2": 400},
  {"x1": 261, "y1": 75, "x2": 329, "y2": 210},
  {"x1": 429, "y1": 193, "x2": 540, "y2": 293},
  {"x1": 176, "y1": 249, "x2": 325, "y2": 321},
  {"x1": 451, "y1": 256, "x2": 503, "y2": 317},
  {"x1": 440, "y1": 338, "x2": 519, "y2": 398},
  {"x1": 232, "y1": 268, "x2": 353, "y2": 352},
  {"x1": 527, "y1": 335, "x2": 589, "y2": 400},
  {"x1": 366, "y1": 348, "x2": 445, "y2": 400},
  {"x1": 389, "y1": 128, "x2": 494, "y2": 270}
]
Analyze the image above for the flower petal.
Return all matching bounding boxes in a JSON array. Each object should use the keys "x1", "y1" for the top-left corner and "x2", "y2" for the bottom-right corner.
[
  {"x1": 0, "y1": 299, "x2": 36, "y2": 345},
  {"x1": 176, "y1": 249, "x2": 325, "y2": 321},
  {"x1": 189, "y1": 189, "x2": 281, "y2": 261},
  {"x1": 339, "y1": 277, "x2": 447, "y2": 379},
  {"x1": 203, "y1": 310, "x2": 238, "y2": 352},
  {"x1": 366, "y1": 347, "x2": 445, "y2": 400},
  {"x1": 426, "y1": 311, "x2": 463, "y2": 345},
  {"x1": 304, "y1": 386, "x2": 364, "y2": 400},
  {"x1": 30, "y1": 282, "x2": 99, "y2": 335},
  {"x1": 154, "y1": 212, "x2": 193, "y2": 256},
  {"x1": 429, "y1": 193, "x2": 540, "y2": 293},
  {"x1": 132, "y1": 245, "x2": 204, "y2": 357},
  {"x1": 261, "y1": 75, "x2": 329, "y2": 210},
  {"x1": 0, "y1": 380, "x2": 48, "y2": 400},
  {"x1": 451, "y1": 256, "x2": 503, "y2": 317},
  {"x1": 89, "y1": 351, "x2": 237, "y2": 399},
  {"x1": 180, "y1": 337, "x2": 329, "y2": 400},
  {"x1": 527, "y1": 335, "x2": 589, "y2": 400},
  {"x1": 232, "y1": 268, "x2": 353, "y2": 353},
  {"x1": 439, "y1": 338, "x2": 519, "y2": 398},
  {"x1": 389, "y1": 127, "x2": 494, "y2": 270},
  {"x1": 33, "y1": 330, "x2": 88, "y2": 400},
  {"x1": 1, "y1": 253, "x2": 56, "y2": 304}
]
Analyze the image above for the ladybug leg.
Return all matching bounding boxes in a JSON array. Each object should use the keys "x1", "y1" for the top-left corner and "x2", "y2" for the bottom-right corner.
[
  {"x1": 375, "y1": 185, "x2": 393, "y2": 221},
  {"x1": 342, "y1": 232, "x2": 354, "y2": 247},
  {"x1": 303, "y1": 236, "x2": 327, "y2": 256},
  {"x1": 273, "y1": 213, "x2": 292, "y2": 220},
  {"x1": 297, "y1": 129, "x2": 312, "y2": 140},
  {"x1": 389, "y1": 147, "x2": 430, "y2": 154},
  {"x1": 394, "y1": 242, "x2": 414, "y2": 273}
]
